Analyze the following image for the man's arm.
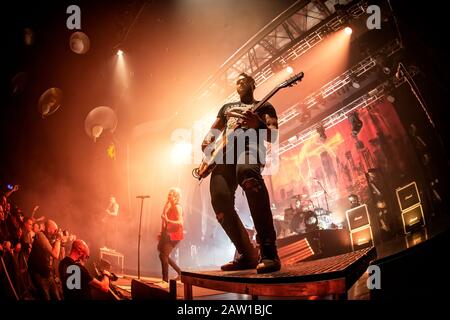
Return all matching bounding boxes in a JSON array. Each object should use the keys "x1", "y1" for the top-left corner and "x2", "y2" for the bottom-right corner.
[
  {"x1": 201, "y1": 117, "x2": 225, "y2": 152},
  {"x1": 37, "y1": 232, "x2": 61, "y2": 260},
  {"x1": 31, "y1": 205, "x2": 40, "y2": 218},
  {"x1": 242, "y1": 109, "x2": 278, "y2": 143},
  {"x1": 4, "y1": 185, "x2": 19, "y2": 198},
  {"x1": 89, "y1": 275, "x2": 110, "y2": 293},
  {"x1": 160, "y1": 201, "x2": 170, "y2": 233},
  {"x1": 51, "y1": 239, "x2": 61, "y2": 260}
]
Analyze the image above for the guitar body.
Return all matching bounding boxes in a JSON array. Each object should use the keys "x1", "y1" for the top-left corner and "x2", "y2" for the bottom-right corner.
[
  {"x1": 193, "y1": 72, "x2": 304, "y2": 181},
  {"x1": 194, "y1": 121, "x2": 241, "y2": 179}
]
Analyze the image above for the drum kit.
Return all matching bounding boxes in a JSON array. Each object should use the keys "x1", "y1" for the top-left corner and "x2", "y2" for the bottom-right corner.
[{"x1": 273, "y1": 192, "x2": 334, "y2": 238}]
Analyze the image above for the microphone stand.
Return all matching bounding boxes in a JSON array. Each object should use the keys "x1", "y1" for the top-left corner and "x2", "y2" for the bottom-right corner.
[
  {"x1": 316, "y1": 179, "x2": 330, "y2": 212},
  {"x1": 136, "y1": 195, "x2": 150, "y2": 279}
]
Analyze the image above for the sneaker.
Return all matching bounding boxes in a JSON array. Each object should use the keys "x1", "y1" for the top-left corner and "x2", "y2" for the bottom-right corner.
[
  {"x1": 221, "y1": 254, "x2": 259, "y2": 271},
  {"x1": 256, "y1": 244, "x2": 281, "y2": 274},
  {"x1": 256, "y1": 258, "x2": 281, "y2": 274}
]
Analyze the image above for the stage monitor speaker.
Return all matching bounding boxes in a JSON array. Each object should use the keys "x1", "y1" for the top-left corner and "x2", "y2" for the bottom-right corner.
[
  {"x1": 131, "y1": 279, "x2": 176, "y2": 300},
  {"x1": 349, "y1": 225, "x2": 373, "y2": 251},
  {"x1": 346, "y1": 204, "x2": 370, "y2": 231},
  {"x1": 396, "y1": 181, "x2": 421, "y2": 212},
  {"x1": 401, "y1": 204, "x2": 425, "y2": 234}
]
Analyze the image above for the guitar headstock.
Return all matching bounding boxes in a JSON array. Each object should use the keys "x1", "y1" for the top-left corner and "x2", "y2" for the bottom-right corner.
[{"x1": 279, "y1": 72, "x2": 304, "y2": 89}]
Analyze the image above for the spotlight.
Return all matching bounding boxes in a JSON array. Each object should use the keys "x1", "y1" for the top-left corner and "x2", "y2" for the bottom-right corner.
[
  {"x1": 387, "y1": 95, "x2": 395, "y2": 103},
  {"x1": 349, "y1": 73, "x2": 360, "y2": 89},
  {"x1": 271, "y1": 61, "x2": 292, "y2": 74},
  {"x1": 316, "y1": 125, "x2": 327, "y2": 141},
  {"x1": 315, "y1": 95, "x2": 326, "y2": 110},
  {"x1": 288, "y1": 136, "x2": 298, "y2": 144},
  {"x1": 376, "y1": 56, "x2": 392, "y2": 76},
  {"x1": 344, "y1": 27, "x2": 353, "y2": 35},
  {"x1": 348, "y1": 111, "x2": 363, "y2": 137},
  {"x1": 171, "y1": 142, "x2": 192, "y2": 165},
  {"x1": 117, "y1": 49, "x2": 124, "y2": 57},
  {"x1": 300, "y1": 105, "x2": 311, "y2": 123},
  {"x1": 270, "y1": 61, "x2": 283, "y2": 73},
  {"x1": 352, "y1": 81, "x2": 360, "y2": 89}
]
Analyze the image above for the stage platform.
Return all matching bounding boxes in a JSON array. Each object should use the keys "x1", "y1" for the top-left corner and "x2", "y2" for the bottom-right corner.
[{"x1": 180, "y1": 246, "x2": 376, "y2": 300}]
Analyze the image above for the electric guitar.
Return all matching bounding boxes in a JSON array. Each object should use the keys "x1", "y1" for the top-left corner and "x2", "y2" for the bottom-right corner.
[{"x1": 193, "y1": 72, "x2": 304, "y2": 181}]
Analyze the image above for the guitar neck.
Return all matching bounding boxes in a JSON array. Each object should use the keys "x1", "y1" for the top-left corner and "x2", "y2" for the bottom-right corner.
[{"x1": 251, "y1": 86, "x2": 281, "y2": 113}]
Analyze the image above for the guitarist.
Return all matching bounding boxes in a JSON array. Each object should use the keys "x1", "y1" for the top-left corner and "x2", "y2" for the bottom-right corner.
[
  {"x1": 157, "y1": 188, "x2": 183, "y2": 283},
  {"x1": 201, "y1": 73, "x2": 281, "y2": 274}
]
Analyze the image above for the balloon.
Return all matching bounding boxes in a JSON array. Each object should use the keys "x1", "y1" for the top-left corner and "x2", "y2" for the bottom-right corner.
[
  {"x1": 69, "y1": 31, "x2": 90, "y2": 54},
  {"x1": 38, "y1": 88, "x2": 63, "y2": 118},
  {"x1": 84, "y1": 106, "x2": 118, "y2": 141}
]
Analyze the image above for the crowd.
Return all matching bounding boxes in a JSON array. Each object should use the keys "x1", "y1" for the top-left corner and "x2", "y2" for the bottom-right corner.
[{"x1": 0, "y1": 184, "x2": 112, "y2": 300}]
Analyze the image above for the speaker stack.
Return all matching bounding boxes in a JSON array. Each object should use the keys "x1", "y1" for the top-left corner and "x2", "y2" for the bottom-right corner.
[
  {"x1": 345, "y1": 204, "x2": 373, "y2": 251},
  {"x1": 395, "y1": 181, "x2": 426, "y2": 234}
]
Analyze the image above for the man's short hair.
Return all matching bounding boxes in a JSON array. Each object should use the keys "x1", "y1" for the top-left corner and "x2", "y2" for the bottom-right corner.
[{"x1": 237, "y1": 73, "x2": 256, "y2": 89}]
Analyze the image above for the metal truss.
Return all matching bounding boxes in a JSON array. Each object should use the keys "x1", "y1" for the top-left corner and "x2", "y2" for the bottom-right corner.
[
  {"x1": 196, "y1": 0, "x2": 369, "y2": 105},
  {"x1": 276, "y1": 59, "x2": 417, "y2": 156},
  {"x1": 278, "y1": 38, "x2": 403, "y2": 127}
]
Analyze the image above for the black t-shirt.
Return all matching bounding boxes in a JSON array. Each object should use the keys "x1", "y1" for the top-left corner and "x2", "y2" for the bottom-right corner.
[
  {"x1": 28, "y1": 231, "x2": 53, "y2": 277},
  {"x1": 59, "y1": 256, "x2": 94, "y2": 300},
  {"x1": 216, "y1": 101, "x2": 277, "y2": 164},
  {"x1": 217, "y1": 101, "x2": 277, "y2": 127}
]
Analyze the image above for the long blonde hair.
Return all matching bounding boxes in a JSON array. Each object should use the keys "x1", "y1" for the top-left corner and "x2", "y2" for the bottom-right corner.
[{"x1": 168, "y1": 187, "x2": 181, "y2": 204}]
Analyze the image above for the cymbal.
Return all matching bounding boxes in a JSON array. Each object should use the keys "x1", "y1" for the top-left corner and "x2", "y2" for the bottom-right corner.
[{"x1": 38, "y1": 87, "x2": 63, "y2": 118}]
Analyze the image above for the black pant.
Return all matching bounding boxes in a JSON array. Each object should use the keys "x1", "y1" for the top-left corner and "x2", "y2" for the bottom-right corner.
[
  {"x1": 157, "y1": 238, "x2": 181, "y2": 282},
  {"x1": 209, "y1": 162, "x2": 277, "y2": 256},
  {"x1": 30, "y1": 271, "x2": 61, "y2": 300}
]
